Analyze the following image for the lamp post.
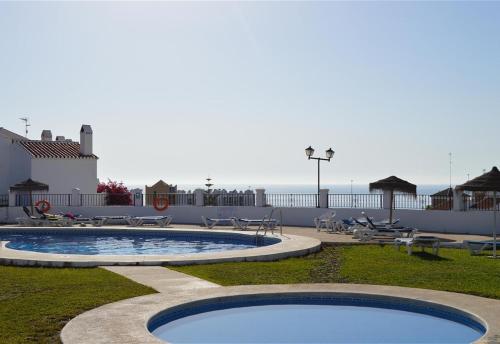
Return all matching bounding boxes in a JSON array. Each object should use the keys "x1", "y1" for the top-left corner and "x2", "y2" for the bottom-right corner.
[{"x1": 305, "y1": 146, "x2": 334, "y2": 208}]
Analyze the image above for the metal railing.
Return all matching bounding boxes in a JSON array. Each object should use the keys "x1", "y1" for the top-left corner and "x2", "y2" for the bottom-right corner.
[
  {"x1": 394, "y1": 194, "x2": 429, "y2": 210},
  {"x1": 204, "y1": 193, "x2": 255, "y2": 206},
  {"x1": 265, "y1": 194, "x2": 318, "y2": 208},
  {"x1": 5, "y1": 192, "x2": 499, "y2": 211},
  {"x1": 0, "y1": 194, "x2": 8, "y2": 207},
  {"x1": 145, "y1": 193, "x2": 196, "y2": 207},
  {"x1": 80, "y1": 193, "x2": 132, "y2": 206},
  {"x1": 15, "y1": 193, "x2": 72, "y2": 207},
  {"x1": 328, "y1": 194, "x2": 383, "y2": 209},
  {"x1": 463, "y1": 194, "x2": 500, "y2": 211}
]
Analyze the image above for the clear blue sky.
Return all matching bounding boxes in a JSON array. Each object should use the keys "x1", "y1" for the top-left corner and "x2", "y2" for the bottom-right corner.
[{"x1": 1, "y1": 2, "x2": 499, "y2": 186}]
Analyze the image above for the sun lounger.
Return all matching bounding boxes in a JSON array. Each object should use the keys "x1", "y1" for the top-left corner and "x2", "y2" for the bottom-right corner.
[
  {"x1": 16, "y1": 206, "x2": 43, "y2": 226},
  {"x1": 201, "y1": 216, "x2": 236, "y2": 229},
  {"x1": 464, "y1": 240, "x2": 499, "y2": 255},
  {"x1": 126, "y1": 215, "x2": 173, "y2": 228},
  {"x1": 31, "y1": 207, "x2": 73, "y2": 227},
  {"x1": 92, "y1": 215, "x2": 129, "y2": 226},
  {"x1": 231, "y1": 218, "x2": 277, "y2": 231},
  {"x1": 313, "y1": 211, "x2": 336, "y2": 232},
  {"x1": 353, "y1": 216, "x2": 416, "y2": 241},
  {"x1": 394, "y1": 236, "x2": 440, "y2": 255}
]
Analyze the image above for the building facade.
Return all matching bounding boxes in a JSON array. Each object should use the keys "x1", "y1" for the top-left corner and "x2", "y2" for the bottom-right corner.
[{"x1": 0, "y1": 125, "x2": 98, "y2": 195}]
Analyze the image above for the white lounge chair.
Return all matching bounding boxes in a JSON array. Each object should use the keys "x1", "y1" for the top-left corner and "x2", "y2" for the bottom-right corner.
[
  {"x1": 126, "y1": 215, "x2": 173, "y2": 228},
  {"x1": 201, "y1": 216, "x2": 235, "y2": 229},
  {"x1": 231, "y1": 218, "x2": 277, "y2": 231},
  {"x1": 313, "y1": 211, "x2": 337, "y2": 232},
  {"x1": 353, "y1": 215, "x2": 417, "y2": 241},
  {"x1": 464, "y1": 240, "x2": 498, "y2": 255},
  {"x1": 21, "y1": 206, "x2": 73, "y2": 227},
  {"x1": 394, "y1": 236, "x2": 440, "y2": 256}
]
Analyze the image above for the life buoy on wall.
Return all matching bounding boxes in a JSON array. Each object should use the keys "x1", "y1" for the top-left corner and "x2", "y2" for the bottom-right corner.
[
  {"x1": 153, "y1": 197, "x2": 169, "y2": 211},
  {"x1": 35, "y1": 200, "x2": 51, "y2": 213}
]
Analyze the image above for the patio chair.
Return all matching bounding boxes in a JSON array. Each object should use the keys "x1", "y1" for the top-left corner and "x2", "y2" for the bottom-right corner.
[
  {"x1": 353, "y1": 215, "x2": 416, "y2": 241},
  {"x1": 16, "y1": 206, "x2": 42, "y2": 226},
  {"x1": 313, "y1": 211, "x2": 337, "y2": 232},
  {"x1": 201, "y1": 216, "x2": 236, "y2": 229},
  {"x1": 92, "y1": 215, "x2": 129, "y2": 226},
  {"x1": 464, "y1": 240, "x2": 498, "y2": 255},
  {"x1": 394, "y1": 235, "x2": 440, "y2": 256},
  {"x1": 126, "y1": 215, "x2": 173, "y2": 228},
  {"x1": 33, "y1": 207, "x2": 73, "y2": 227},
  {"x1": 337, "y1": 218, "x2": 365, "y2": 234}
]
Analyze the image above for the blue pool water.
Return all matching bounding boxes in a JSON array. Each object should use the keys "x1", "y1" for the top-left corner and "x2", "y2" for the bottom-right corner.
[
  {"x1": 149, "y1": 295, "x2": 485, "y2": 343},
  {"x1": 0, "y1": 231, "x2": 278, "y2": 255}
]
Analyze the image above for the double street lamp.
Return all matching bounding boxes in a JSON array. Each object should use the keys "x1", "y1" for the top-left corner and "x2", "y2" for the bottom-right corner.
[{"x1": 305, "y1": 146, "x2": 334, "y2": 207}]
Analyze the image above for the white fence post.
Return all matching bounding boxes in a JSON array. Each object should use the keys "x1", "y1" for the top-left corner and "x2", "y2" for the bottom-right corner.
[
  {"x1": 130, "y1": 188, "x2": 143, "y2": 207},
  {"x1": 255, "y1": 189, "x2": 266, "y2": 207},
  {"x1": 319, "y1": 189, "x2": 329, "y2": 208},
  {"x1": 194, "y1": 189, "x2": 204, "y2": 206},
  {"x1": 8, "y1": 191, "x2": 16, "y2": 207},
  {"x1": 71, "y1": 188, "x2": 81, "y2": 207},
  {"x1": 453, "y1": 189, "x2": 465, "y2": 211}
]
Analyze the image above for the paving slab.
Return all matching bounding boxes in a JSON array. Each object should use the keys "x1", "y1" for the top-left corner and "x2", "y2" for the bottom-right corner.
[{"x1": 103, "y1": 266, "x2": 219, "y2": 294}]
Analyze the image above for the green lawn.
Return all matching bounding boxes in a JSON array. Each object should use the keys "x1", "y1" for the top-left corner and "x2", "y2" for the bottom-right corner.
[
  {"x1": 0, "y1": 266, "x2": 155, "y2": 344},
  {"x1": 171, "y1": 245, "x2": 500, "y2": 299}
]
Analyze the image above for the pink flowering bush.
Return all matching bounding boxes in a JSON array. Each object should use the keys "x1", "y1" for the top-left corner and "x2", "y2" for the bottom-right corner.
[{"x1": 97, "y1": 180, "x2": 131, "y2": 205}]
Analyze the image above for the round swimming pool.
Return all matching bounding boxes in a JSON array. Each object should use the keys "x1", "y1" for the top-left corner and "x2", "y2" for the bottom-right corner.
[
  {"x1": 148, "y1": 294, "x2": 486, "y2": 343},
  {"x1": 0, "y1": 230, "x2": 280, "y2": 255}
]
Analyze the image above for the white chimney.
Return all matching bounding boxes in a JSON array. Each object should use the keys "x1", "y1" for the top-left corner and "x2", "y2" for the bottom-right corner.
[
  {"x1": 55, "y1": 136, "x2": 65, "y2": 141},
  {"x1": 80, "y1": 125, "x2": 93, "y2": 155},
  {"x1": 41, "y1": 130, "x2": 52, "y2": 142}
]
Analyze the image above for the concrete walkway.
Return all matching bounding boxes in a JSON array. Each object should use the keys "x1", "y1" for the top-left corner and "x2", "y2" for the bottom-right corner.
[{"x1": 103, "y1": 266, "x2": 219, "y2": 294}]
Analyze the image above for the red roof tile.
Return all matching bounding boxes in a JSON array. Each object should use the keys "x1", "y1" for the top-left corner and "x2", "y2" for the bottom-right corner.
[{"x1": 17, "y1": 141, "x2": 98, "y2": 159}]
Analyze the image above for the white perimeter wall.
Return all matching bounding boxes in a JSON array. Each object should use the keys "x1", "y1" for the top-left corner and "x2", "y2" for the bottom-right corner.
[
  {"x1": 0, "y1": 206, "x2": 495, "y2": 236},
  {"x1": 31, "y1": 158, "x2": 97, "y2": 194}
]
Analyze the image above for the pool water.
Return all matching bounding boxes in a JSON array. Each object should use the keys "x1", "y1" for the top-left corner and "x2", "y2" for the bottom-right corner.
[
  {"x1": 0, "y1": 231, "x2": 278, "y2": 255},
  {"x1": 150, "y1": 297, "x2": 485, "y2": 343}
]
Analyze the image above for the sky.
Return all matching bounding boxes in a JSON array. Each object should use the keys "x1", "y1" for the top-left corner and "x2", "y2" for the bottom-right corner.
[{"x1": 1, "y1": 2, "x2": 499, "y2": 187}]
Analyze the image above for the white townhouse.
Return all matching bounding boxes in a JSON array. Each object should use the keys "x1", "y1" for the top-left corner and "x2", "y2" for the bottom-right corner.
[{"x1": 0, "y1": 125, "x2": 98, "y2": 195}]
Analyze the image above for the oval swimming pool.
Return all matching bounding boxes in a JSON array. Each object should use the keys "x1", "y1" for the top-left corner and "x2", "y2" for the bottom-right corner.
[
  {"x1": 148, "y1": 293, "x2": 486, "y2": 343},
  {"x1": 0, "y1": 229, "x2": 280, "y2": 255}
]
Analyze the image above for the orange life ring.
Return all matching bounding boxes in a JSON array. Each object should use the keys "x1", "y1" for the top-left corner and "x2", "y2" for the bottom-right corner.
[
  {"x1": 35, "y1": 200, "x2": 51, "y2": 213},
  {"x1": 153, "y1": 197, "x2": 169, "y2": 211}
]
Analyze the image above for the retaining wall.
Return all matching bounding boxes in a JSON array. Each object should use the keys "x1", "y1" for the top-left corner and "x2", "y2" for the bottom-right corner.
[{"x1": 0, "y1": 206, "x2": 495, "y2": 235}]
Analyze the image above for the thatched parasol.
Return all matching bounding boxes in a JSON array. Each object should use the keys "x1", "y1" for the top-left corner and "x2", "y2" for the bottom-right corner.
[
  {"x1": 369, "y1": 176, "x2": 417, "y2": 223},
  {"x1": 456, "y1": 166, "x2": 500, "y2": 258},
  {"x1": 10, "y1": 179, "x2": 49, "y2": 213}
]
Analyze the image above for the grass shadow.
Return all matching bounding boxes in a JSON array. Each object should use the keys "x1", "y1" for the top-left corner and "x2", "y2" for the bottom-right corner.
[{"x1": 411, "y1": 251, "x2": 451, "y2": 261}]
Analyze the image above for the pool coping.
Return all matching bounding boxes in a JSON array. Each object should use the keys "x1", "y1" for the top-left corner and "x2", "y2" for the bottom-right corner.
[
  {"x1": 0, "y1": 227, "x2": 321, "y2": 267},
  {"x1": 60, "y1": 283, "x2": 500, "y2": 344}
]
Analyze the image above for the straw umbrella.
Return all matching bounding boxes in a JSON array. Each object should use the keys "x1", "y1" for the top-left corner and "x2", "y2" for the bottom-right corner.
[
  {"x1": 9, "y1": 179, "x2": 49, "y2": 213},
  {"x1": 369, "y1": 176, "x2": 417, "y2": 223},
  {"x1": 456, "y1": 166, "x2": 500, "y2": 258}
]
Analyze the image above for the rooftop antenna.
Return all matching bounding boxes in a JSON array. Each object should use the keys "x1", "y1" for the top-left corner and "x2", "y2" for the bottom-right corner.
[{"x1": 19, "y1": 116, "x2": 30, "y2": 138}]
